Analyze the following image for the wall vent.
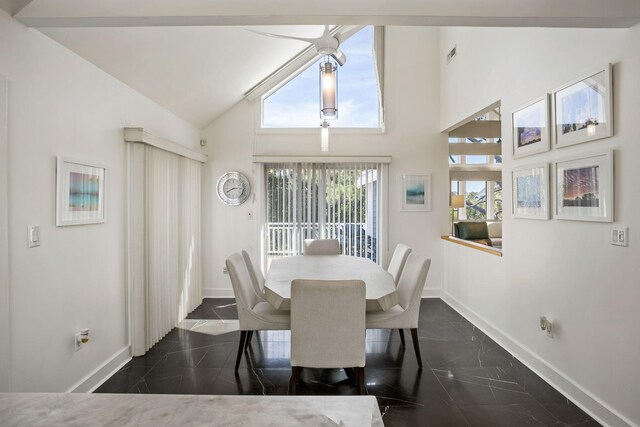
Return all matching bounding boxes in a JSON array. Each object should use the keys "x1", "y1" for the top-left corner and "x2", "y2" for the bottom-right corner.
[{"x1": 447, "y1": 45, "x2": 457, "y2": 64}]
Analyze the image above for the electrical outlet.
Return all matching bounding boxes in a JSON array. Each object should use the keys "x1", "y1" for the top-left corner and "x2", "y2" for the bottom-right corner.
[
  {"x1": 247, "y1": 211, "x2": 254, "y2": 220},
  {"x1": 539, "y1": 316, "x2": 553, "y2": 338},
  {"x1": 611, "y1": 226, "x2": 629, "y2": 247}
]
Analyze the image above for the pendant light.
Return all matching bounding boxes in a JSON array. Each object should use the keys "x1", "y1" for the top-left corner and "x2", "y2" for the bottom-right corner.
[{"x1": 319, "y1": 57, "x2": 338, "y2": 151}]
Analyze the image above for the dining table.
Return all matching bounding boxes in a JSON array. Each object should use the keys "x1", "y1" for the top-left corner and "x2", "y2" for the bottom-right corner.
[{"x1": 264, "y1": 255, "x2": 399, "y2": 312}]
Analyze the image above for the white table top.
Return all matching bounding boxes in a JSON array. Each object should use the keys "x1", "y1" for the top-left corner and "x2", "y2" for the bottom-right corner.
[
  {"x1": 0, "y1": 393, "x2": 384, "y2": 427},
  {"x1": 264, "y1": 255, "x2": 398, "y2": 312}
]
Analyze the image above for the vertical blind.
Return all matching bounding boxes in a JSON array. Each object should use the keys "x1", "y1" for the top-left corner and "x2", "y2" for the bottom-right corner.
[
  {"x1": 264, "y1": 162, "x2": 382, "y2": 263},
  {"x1": 129, "y1": 144, "x2": 203, "y2": 356}
]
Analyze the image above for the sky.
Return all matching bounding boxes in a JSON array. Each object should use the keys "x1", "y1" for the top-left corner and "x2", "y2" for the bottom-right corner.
[{"x1": 263, "y1": 26, "x2": 380, "y2": 128}]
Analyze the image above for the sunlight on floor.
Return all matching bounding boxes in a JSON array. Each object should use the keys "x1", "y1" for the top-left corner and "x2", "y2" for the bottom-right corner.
[{"x1": 177, "y1": 319, "x2": 239, "y2": 336}]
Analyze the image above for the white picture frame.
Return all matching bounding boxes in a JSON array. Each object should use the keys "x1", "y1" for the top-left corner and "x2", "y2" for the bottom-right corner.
[
  {"x1": 553, "y1": 150, "x2": 613, "y2": 222},
  {"x1": 553, "y1": 64, "x2": 613, "y2": 148},
  {"x1": 56, "y1": 156, "x2": 106, "y2": 226},
  {"x1": 512, "y1": 163, "x2": 549, "y2": 220},
  {"x1": 401, "y1": 174, "x2": 431, "y2": 212},
  {"x1": 512, "y1": 95, "x2": 550, "y2": 158}
]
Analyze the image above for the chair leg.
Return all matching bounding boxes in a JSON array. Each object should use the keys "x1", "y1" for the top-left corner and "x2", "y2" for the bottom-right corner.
[
  {"x1": 234, "y1": 330, "x2": 247, "y2": 372},
  {"x1": 398, "y1": 329, "x2": 405, "y2": 347},
  {"x1": 289, "y1": 366, "x2": 302, "y2": 395},
  {"x1": 244, "y1": 331, "x2": 253, "y2": 350},
  {"x1": 356, "y1": 367, "x2": 367, "y2": 395},
  {"x1": 410, "y1": 328, "x2": 423, "y2": 369},
  {"x1": 343, "y1": 367, "x2": 356, "y2": 383}
]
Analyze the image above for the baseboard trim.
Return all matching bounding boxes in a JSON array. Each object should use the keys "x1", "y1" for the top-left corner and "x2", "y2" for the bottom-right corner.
[
  {"x1": 421, "y1": 288, "x2": 442, "y2": 298},
  {"x1": 203, "y1": 288, "x2": 234, "y2": 298},
  {"x1": 442, "y1": 292, "x2": 633, "y2": 427},
  {"x1": 67, "y1": 346, "x2": 131, "y2": 393}
]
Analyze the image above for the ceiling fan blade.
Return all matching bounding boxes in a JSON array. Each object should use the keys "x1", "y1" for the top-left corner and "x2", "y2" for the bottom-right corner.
[
  {"x1": 246, "y1": 29, "x2": 321, "y2": 45},
  {"x1": 248, "y1": 27, "x2": 345, "y2": 66},
  {"x1": 331, "y1": 49, "x2": 347, "y2": 66}
]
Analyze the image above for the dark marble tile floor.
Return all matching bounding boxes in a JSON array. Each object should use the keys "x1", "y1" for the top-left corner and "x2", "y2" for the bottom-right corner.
[{"x1": 96, "y1": 298, "x2": 600, "y2": 426}]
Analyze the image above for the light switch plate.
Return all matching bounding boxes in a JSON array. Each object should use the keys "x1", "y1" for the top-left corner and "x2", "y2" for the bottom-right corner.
[
  {"x1": 28, "y1": 225, "x2": 40, "y2": 248},
  {"x1": 611, "y1": 226, "x2": 629, "y2": 247}
]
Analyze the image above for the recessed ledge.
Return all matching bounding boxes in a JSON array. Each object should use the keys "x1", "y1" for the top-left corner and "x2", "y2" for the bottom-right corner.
[{"x1": 441, "y1": 235, "x2": 503, "y2": 257}]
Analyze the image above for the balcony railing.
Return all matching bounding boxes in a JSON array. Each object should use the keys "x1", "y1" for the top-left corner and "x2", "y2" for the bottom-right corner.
[{"x1": 266, "y1": 222, "x2": 377, "y2": 263}]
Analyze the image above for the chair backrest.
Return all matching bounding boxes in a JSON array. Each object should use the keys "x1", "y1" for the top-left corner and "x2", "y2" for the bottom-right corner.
[
  {"x1": 241, "y1": 246, "x2": 265, "y2": 296},
  {"x1": 396, "y1": 254, "x2": 431, "y2": 325},
  {"x1": 226, "y1": 253, "x2": 262, "y2": 327},
  {"x1": 303, "y1": 239, "x2": 341, "y2": 255},
  {"x1": 290, "y1": 279, "x2": 366, "y2": 369},
  {"x1": 387, "y1": 244, "x2": 412, "y2": 285}
]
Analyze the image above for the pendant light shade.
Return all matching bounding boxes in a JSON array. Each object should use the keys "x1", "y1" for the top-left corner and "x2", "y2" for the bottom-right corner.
[{"x1": 320, "y1": 59, "x2": 338, "y2": 120}]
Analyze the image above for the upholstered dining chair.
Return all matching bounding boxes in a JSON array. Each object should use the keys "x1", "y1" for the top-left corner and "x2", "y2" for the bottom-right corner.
[
  {"x1": 289, "y1": 279, "x2": 367, "y2": 395},
  {"x1": 303, "y1": 238, "x2": 341, "y2": 255},
  {"x1": 366, "y1": 253, "x2": 431, "y2": 368},
  {"x1": 226, "y1": 253, "x2": 290, "y2": 371},
  {"x1": 386, "y1": 244, "x2": 412, "y2": 346},
  {"x1": 387, "y1": 244, "x2": 412, "y2": 285},
  {"x1": 241, "y1": 246, "x2": 266, "y2": 300}
]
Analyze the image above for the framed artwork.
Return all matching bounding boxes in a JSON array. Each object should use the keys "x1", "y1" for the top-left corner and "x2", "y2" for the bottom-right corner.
[
  {"x1": 553, "y1": 64, "x2": 613, "y2": 148},
  {"x1": 512, "y1": 95, "x2": 550, "y2": 158},
  {"x1": 553, "y1": 150, "x2": 613, "y2": 222},
  {"x1": 401, "y1": 174, "x2": 431, "y2": 211},
  {"x1": 56, "y1": 156, "x2": 106, "y2": 226},
  {"x1": 512, "y1": 163, "x2": 549, "y2": 220}
]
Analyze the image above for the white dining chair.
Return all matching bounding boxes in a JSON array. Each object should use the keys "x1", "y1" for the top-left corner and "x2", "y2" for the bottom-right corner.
[
  {"x1": 241, "y1": 246, "x2": 266, "y2": 300},
  {"x1": 386, "y1": 243, "x2": 412, "y2": 346},
  {"x1": 289, "y1": 279, "x2": 367, "y2": 395},
  {"x1": 366, "y1": 253, "x2": 431, "y2": 368},
  {"x1": 226, "y1": 253, "x2": 290, "y2": 371},
  {"x1": 387, "y1": 244, "x2": 412, "y2": 285},
  {"x1": 303, "y1": 238, "x2": 341, "y2": 255}
]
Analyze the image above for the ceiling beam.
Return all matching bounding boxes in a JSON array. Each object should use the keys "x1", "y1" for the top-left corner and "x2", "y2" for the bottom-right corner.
[
  {"x1": 14, "y1": 0, "x2": 640, "y2": 29},
  {"x1": 449, "y1": 121, "x2": 502, "y2": 139},
  {"x1": 15, "y1": 15, "x2": 640, "y2": 29}
]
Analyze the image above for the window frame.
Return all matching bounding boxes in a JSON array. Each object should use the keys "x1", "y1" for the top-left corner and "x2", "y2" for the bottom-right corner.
[
  {"x1": 256, "y1": 160, "x2": 389, "y2": 269},
  {"x1": 452, "y1": 178, "x2": 502, "y2": 221},
  {"x1": 253, "y1": 26, "x2": 386, "y2": 134}
]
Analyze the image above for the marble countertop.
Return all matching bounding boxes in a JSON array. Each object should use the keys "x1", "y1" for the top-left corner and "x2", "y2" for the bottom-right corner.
[{"x1": 0, "y1": 393, "x2": 384, "y2": 426}]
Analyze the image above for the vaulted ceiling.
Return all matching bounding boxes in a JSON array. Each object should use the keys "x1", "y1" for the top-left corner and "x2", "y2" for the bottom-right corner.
[{"x1": 3, "y1": 0, "x2": 640, "y2": 128}]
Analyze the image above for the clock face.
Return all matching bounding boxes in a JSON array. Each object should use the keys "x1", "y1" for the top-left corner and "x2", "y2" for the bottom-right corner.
[{"x1": 217, "y1": 172, "x2": 251, "y2": 206}]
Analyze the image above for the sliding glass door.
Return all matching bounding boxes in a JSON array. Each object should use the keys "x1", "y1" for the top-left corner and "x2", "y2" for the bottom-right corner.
[{"x1": 264, "y1": 162, "x2": 382, "y2": 264}]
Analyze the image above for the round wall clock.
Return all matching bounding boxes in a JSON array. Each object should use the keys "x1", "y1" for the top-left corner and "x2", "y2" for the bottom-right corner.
[{"x1": 216, "y1": 171, "x2": 251, "y2": 206}]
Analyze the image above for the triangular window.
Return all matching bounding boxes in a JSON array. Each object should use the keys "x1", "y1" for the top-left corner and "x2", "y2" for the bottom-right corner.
[{"x1": 262, "y1": 26, "x2": 382, "y2": 128}]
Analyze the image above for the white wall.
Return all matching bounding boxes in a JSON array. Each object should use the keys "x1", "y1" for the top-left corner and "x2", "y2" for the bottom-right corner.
[
  {"x1": 0, "y1": 10, "x2": 200, "y2": 392},
  {"x1": 440, "y1": 25, "x2": 640, "y2": 426},
  {"x1": 0, "y1": 74, "x2": 9, "y2": 391},
  {"x1": 201, "y1": 27, "x2": 448, "y2": 296}
]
